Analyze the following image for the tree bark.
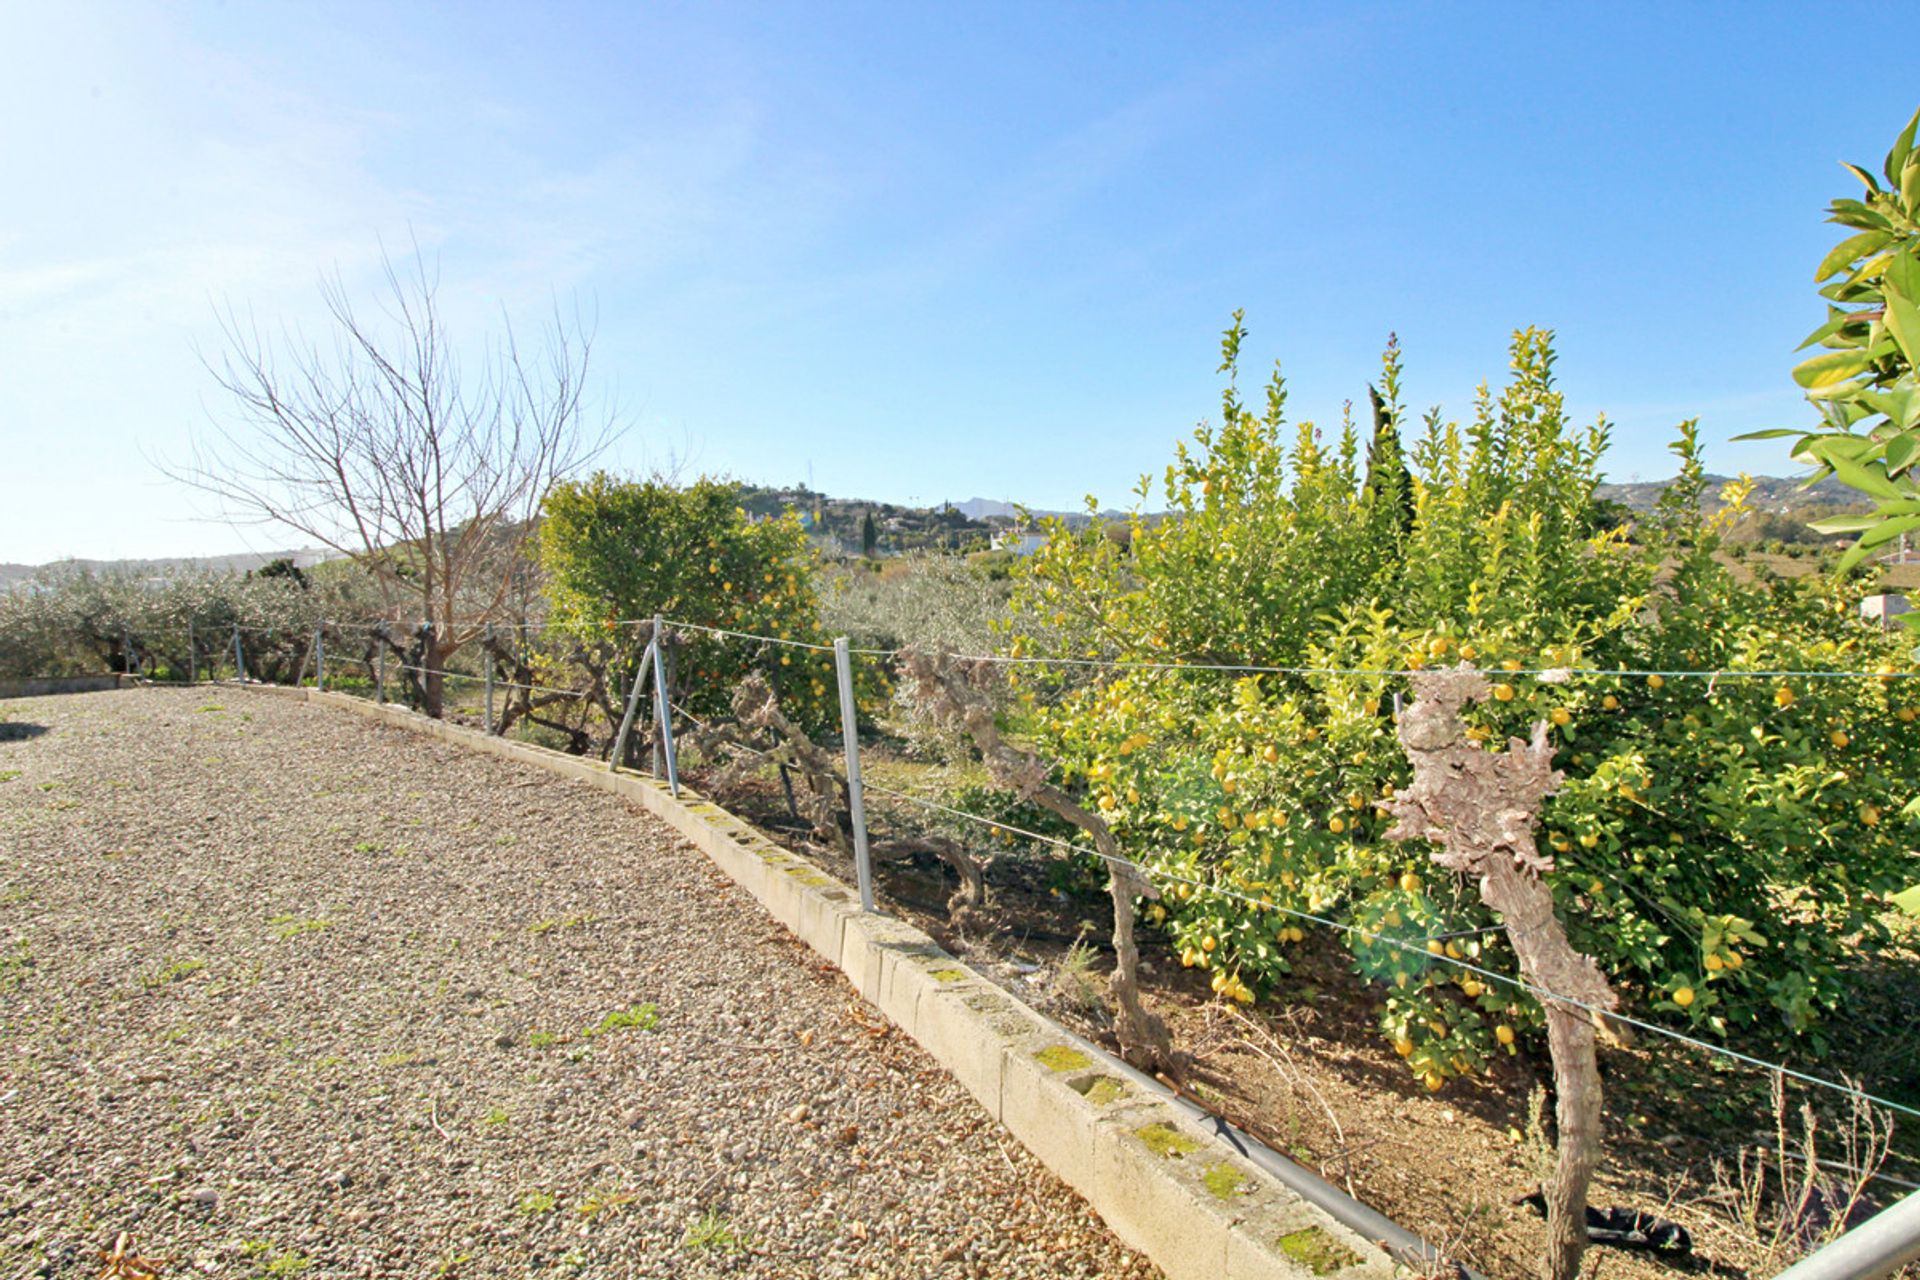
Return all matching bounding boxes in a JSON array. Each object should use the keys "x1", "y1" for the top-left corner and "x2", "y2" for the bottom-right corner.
[
  {"x1": 901, "y1": 648, "x2": 1178, "y2": 1077},
  {"x1": 1382, "y1": 666, "x2": 1620, "y2": 1280}
]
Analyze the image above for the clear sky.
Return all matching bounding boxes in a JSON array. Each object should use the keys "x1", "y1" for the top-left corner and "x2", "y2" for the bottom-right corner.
[{"x1": 2, "y1": 2, "x2": 1913, "y2": 563}]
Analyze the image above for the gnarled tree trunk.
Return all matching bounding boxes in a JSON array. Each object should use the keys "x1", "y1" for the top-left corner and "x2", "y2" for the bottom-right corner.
[
  {"x1": 902, "y1": 648, "x2": 1178, "y2": 1077},
  {"x1": 1382, "y1": 666, "x2": 1622, "y2": 1280}
]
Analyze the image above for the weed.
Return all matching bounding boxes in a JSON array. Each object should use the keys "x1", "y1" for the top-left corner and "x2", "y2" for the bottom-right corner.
[
  {"x1": 480, "y1": 1107, "x2": 510, "y2": 1128},
  {"x1": 585, "y1": 1004, "x2": 659, "y2": 1038},
  {"x1": 0, "y1": 770, "x2": 19, "y2": 783},
  {"x1": 195, "y1": 704, "x2": 223, "y2": 713},
  {"x1": 528, "y1": 1030, "x2": 560, "y2": 1049},
  {"x1": 518, "y1": 1191, "x2": 557, "y2": 1216},
  {"x1": 350, "y1": 840, "x2": 385, "y2": 854},
  {"x1": 35, "y1": 781, "x2": 60, "y2": 792},
  {"x1": 378, "y1": 1050, "x2": 422, "y2": 1069},
  {"x1": 0, "y1": 886, "x2": 28, "y2": 906},
  {"x1": 528, "y1": 913, "x2": 601, "y2": 935},
  {"x1": 577, "y1": 1188, "x2": 638, "y2": 1217},
  {"x1": 142, "y1": 958, "x2": 205, "y2": 990},
  {"x1": 1052, "y1": 928, "x2": 1105, "y2": 1014},
  {"x1": 432, "y1": 1254, "x2": 472, "y2": 1277},
  {"x1": 268, "y1": 915, "x2": 332, "y2": 940},
  {"x1": 0, "y1": 938, "x2": 32, "y2": 989},
  {"x1": 1704, "y1": 1073, "x2": 1896, "y2": 1271},
  {"x1": 681, "y1": 1209, "x2": 744, "y2": 1254}
]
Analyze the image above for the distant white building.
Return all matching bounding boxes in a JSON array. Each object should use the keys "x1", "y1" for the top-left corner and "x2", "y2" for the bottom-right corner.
[
  {"x1": 1862, "y1": 593, "x2": 1911, "y2": 631},
  {"x1": 991, "y1": 530, "x2": 1048, "y2": 556}
]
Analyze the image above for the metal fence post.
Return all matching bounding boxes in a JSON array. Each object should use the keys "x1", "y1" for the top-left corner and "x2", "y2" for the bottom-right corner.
[
  {"x1": 315, "y1": 625, "x2": 326, "y2": 691},
  {"x1": 187, "y1": 622, "x2": 197, "y2": 684},
  {"x1": 1768, "y1": 1188, "x2": 1920, "y2": 1280},
  {"x1": 651, "y1": 625, "x2": 680, "y2": 798},
  {"x1": 647, "y1": 616, "x2": 664, "y2": 778},
  {"x1": 610, "y1": 637, "x2": 658, "y2": 772},
  {"x1": 375, "y1": 634, "x2": 386, "y2": 704},
  {"x1": 232, "y1": 625, "x2": 246, "y2": 683},
  {"x1": 122, "y1": 626, "x2": 134, "y2": 677},
  {"x1": 483, "y1": 624, "x2": 494, "y2": 733},
  {"x1": 833, "y1": 636, "x2": 875, "y2": 912}
]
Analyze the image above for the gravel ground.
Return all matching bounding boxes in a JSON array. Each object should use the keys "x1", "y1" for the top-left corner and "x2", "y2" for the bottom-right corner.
[{"x1": 0, "y1": 687, "x2": 1159, "y2": 1279}]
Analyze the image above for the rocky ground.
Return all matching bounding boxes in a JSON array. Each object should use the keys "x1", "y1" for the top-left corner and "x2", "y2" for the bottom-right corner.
[{"x1": 0, "y1": 686, "x2": 1158, "y2": 1279}]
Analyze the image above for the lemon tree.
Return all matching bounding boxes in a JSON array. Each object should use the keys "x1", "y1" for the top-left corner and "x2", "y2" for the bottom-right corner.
[
  {"x1": 539, "y1": 473, "x2": 841, "y2": 732},
  {"x1": 1003, "y1": 322, "x2": 1920, "y2": 1084}
]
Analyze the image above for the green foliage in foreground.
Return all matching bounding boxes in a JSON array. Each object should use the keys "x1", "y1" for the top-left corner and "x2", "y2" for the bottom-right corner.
[
  {"x1": 1006, "y1": 320, "x2": 1920, "y2": 1084},
  {"x1": 1744, "y1": 107, "x2": 1920, "y2": 580}
]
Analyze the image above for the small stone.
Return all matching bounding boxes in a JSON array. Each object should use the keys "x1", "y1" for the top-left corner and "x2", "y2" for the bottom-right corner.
[
  {"x1": 785, "y1": 1104, "x2": 809, "y2": 1124},
  {"x1": 797, "y1": 1029, "x2": 814, "y2": 1048},
  {"x1": 728, "y1": 1142, "x2": 750, "y2": 1163},
  {"x1": 623, "y1": 1109, "x2": 645, "y2": 1130},
  {"x1": 322, "y1": 1170, "x2": 352, "y2": 1190},
  {"x1": 185, "y1": 1187, "x2": 219, "y2": 1209}
]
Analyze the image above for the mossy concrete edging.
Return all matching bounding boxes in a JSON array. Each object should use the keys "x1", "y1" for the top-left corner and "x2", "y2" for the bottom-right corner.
[
  {"x1": 298, "y1": 688, "x2": 1400, "y2": 1280},
  {"x1": 0, "y1": 674, "x2": 129, "y2": 699}
]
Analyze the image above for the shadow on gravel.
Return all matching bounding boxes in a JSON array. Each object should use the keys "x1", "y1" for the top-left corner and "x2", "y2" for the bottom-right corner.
[{"x1": 0, "y1": 721, "x2": 49, "y2": 741}]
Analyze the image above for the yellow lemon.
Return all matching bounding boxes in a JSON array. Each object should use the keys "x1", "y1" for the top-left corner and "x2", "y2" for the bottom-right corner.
[
  {"x1": 1602, "y1": 694, "x2": 1620, "y2": 711},
  {"x1": 1830, "y1": 730, "x2": 1849, "y2": 749},
  {"x1": 1399, "y1": 872, "x2": 1422, "y2": 894},
  {"x1": 1494, "y1": 1024, "x2": 1515, "y2": 1046},
  {"x1": 1550, "y1": 707, "x2": 1571, "y2": 727},
  {"x1": 1329, "y1": 816, "x2": 1346, "y2": 834},
  {"x1": 1861, "y1": 805, "x2": 1881, "y2": 827},
  {"x1": 1201, "y1": 935, "x2": 1217, "y2": 953},
  {"x1": 1647, "y1": 673, "x2": 1665, "y2": 690},
  {"x1": 1775, "y1": 685, "x2": 1795, "y2": 709},
  {"x1": 1424, "y1": 1072, "x2": 1445, "y2": 1092},
  {"x1": 1673, "y1": 987, "x2": 1695, "y2": 1008},
  {"x1": 1493, "y1": 683, "x2": 1516, "y2": 702},
  {"x1": 1705, "y1": 953, "x2": 1724, "y2": 972},
  {"x1": 1395, "y1": 1037, "x2": 1415, "y2": 1058}
]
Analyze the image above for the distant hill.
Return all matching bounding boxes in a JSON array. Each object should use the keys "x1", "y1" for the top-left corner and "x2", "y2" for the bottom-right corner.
[
  {"x1": 1595, "y1": 472, "x2": 1861, "y2": 516},
  {"x1": 0, "y1": 548, "x2": 340, "y2": 591}
]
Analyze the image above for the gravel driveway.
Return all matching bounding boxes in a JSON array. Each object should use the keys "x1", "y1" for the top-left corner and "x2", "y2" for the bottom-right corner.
[{"x1": 0, "y1": 687, "x2": 1156, "y2": 1279}]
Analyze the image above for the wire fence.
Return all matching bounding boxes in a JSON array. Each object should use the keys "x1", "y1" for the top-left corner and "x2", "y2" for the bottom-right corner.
[{"x1": 73, "y1": 612, "x2": 1920, "y2": 1143}]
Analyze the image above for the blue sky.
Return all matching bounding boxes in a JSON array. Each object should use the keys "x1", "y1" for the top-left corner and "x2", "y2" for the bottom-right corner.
[{"x1": 2, "y1": 2, "x2": 1914, "y2": 562}]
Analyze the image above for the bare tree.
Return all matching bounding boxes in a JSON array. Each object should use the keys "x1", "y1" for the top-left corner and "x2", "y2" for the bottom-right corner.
[{"x1": 170, "y1": 248, "x2": 615, "y2": 716}]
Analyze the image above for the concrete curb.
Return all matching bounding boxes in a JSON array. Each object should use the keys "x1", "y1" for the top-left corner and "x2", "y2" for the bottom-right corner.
[
  {"x1": 0, "y1": 674, "x2": 130, "y2": 699},
  {"x1": 300, "y1": 689, "x2": 1401, "y2": 1280}
]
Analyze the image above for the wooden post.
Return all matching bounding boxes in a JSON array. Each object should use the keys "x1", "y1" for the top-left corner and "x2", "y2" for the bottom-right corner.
[{"x1": 1383, "y1": 667, "x2": 1622, "y2": 1280}]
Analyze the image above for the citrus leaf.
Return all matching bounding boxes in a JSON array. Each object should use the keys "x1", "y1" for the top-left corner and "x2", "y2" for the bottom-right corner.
[
  {"x1": 1813, "y1": 443, "x2": 1903, "y2": 501},
  {"x1": 1887, "y1": 110, "x2": 1920, "y2": 186},
  {"x1": 1814, "y1": 230, "x2": 1892, "y2": 283},
  {"x1": 1731, "y1": 428, "x2": 1812, "y2": 441},
  {"x1": 1794, "y1": 350, "x2": 1873, "y2": 389}
]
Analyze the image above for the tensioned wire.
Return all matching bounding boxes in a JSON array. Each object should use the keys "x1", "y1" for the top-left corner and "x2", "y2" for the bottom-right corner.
[
  {"x1": 659, "y1": 616, "x2": 1920, "y2": 681},
  {"x1": 183, "y1": 615, "x2": 1920, "y2": 680},
  {"x1": 184, "y1": 630, "x2": 1920, "y2": 1122},
  {"x1": 846, "y1": 778, "x2": 1920, "y2": 1121},
  {"x1": 660, "y1": 685, "x2": 1920, "y2": 1121}
]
